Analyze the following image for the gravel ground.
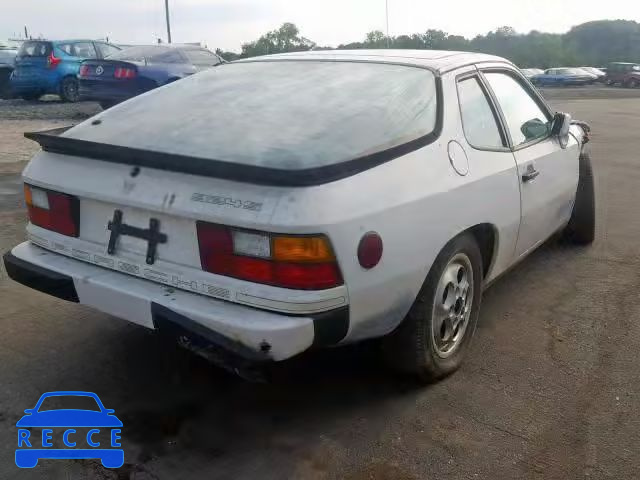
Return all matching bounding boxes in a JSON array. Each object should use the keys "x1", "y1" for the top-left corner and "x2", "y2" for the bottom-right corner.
[
  {"x1": 1, "y1": 89, "x2": 640, "y2": 479},
  {"x1": 0, "y1": 97, "x2": 100, "y2": 167}
]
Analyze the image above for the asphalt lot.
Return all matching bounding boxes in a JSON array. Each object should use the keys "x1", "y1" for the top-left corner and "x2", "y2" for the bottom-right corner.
[{"x1": 1, "y1": 87, "x2": 640, "y2": 479}]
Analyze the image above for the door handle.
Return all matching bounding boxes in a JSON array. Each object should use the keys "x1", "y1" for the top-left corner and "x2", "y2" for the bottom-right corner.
[{"x1": 522, "y1": 166, "x2": 540, "y2": 183}]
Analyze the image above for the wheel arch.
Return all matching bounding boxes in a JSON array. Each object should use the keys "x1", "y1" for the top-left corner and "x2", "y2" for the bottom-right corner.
[{"x1": 462, "y1": 223, "x2": 498, "y2": 279}]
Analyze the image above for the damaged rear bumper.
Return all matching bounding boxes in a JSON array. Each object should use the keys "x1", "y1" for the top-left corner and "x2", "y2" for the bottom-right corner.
[{"x1": 3, "y1": 242, "x2": 349, "y2": 367}]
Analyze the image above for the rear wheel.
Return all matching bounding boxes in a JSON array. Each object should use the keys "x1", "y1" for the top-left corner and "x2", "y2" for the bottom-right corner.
[
  {"x1": 563, "y1": 153, "x2": 595, "y2": 245},
  {"x1": 60, "y1": 77, "x2": 79, "y2": 102},
  {"x1": 629, "y1": 79, "x2": 640, "y2": 89},
  {"x1": 382, "y1": 233, "x2": 483, "y2": 382}
]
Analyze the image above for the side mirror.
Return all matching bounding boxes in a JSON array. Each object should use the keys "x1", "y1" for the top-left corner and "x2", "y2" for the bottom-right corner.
[
  {"x1": 521, "y1": 118, "x2": 549, "y2": 141},
  {"x1": 23, "y1": 409, "x2": 33, "y2": 414},
  {"x1": 551, "y1": 112, "x2": 572, "y2": 149}
]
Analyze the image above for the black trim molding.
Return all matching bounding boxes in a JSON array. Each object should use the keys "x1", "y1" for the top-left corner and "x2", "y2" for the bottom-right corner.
[{"x1": 3, "y1": 251, "x2": 79, "y2": 302}]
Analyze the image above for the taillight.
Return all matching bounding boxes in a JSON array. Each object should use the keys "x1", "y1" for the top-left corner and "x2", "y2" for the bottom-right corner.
[
  {"x1": 79, "y1": 65, "x2": 90, "y2": 77},
  {"x1": 47, "y1": 52, "x2": 61, "y2": 69},
  {"x1": 24, "y1": 184, "x2": 79, "y2": 237},
  {"x1": 114, "y1": 67, "x2": 136, "y2": 79},
  {"x1": 196, "y1": 222, "x2": 342, "y2": 290}
]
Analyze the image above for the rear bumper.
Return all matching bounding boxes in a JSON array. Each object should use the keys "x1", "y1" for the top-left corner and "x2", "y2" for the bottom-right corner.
[
  {"x1": 4, "y1": 242, "x2": 349, "y2": 365},
  {"x1": 78, "y1": 80, "x2": 149, "y2": 103}
]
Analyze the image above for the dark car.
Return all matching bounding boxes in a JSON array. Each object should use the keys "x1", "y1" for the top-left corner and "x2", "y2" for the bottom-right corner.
[
  {"x1": 605, "y1": 62, "x2": 640, "y2": 87},
  {"x1": 10, "y1": 40, "x2": 121, "y2": 102},
  {"x1": 78, "y1": 45, "x2": 225, "y2": 109},
  {"x1": 0, "y1": 48, "x2": 18, "y2": 98}
]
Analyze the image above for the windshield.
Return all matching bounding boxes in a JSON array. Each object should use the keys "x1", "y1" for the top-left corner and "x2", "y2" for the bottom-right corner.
[
  {"x1": 107, "y1": 45, "x2": 186, "y2": 64},
  {"x1": 70, "y1": 60, "x2": 438, "y2": 170}
]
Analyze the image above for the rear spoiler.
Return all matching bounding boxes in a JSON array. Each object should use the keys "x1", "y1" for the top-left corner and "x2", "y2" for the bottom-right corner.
[{"x1": 24, "y1": 124, "x2": 441, "y2": 187}]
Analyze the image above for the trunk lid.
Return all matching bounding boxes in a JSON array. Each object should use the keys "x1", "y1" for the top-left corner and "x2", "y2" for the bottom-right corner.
[{"x1": 79, "y1": 59, "x2": 138, "y2": 80}]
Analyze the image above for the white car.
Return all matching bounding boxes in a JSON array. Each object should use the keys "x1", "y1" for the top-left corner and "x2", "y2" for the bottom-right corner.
[{"x1": 3, "y1": 50, "x2": 595, "y2": 382}]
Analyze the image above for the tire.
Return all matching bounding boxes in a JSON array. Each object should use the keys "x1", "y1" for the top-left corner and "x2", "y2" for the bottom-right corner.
[
  {"x1": 563, "y1": 152, "x2": 595, "y2": 245},
  {"x1": 382, "y1": 233, "x2": 483, "y2": 382},
  {"x1": 60, "y1": 76, "x2": 79, "y2": 102},
  {"x1": 630, "y1": 79, "x2": 640, "y2": 89}
]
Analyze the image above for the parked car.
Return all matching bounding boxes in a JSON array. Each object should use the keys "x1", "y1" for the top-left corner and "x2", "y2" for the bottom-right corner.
[
  {"x1": 3, "y1": 50, "x2": 595, "y2": 382},
  {"x1": 579, "y1": 66, "x2": 606, "y2": 82},
  {"x1": 531, "y1": 68, "x2": 596, "y2": 86},
  {"x1": 520, "y1": 68, "x2": 544, "y2": 78},
  {"x1": 10, "y1": 39, "x2": 121, "y2": 102},
  {"x1": 0, "y1": 47, "x2": 17, "y2": 98},
  {"x1": 605, "y1": 62, "x2": 640, "y2": 87},
  {"x1": 78, "y1": 44, "x2": 225, "y2": 109}
]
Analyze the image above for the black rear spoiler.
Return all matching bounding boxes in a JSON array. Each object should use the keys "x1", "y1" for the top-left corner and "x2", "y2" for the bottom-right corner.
[{"x1": 24, "y1": 124, "x2": 441, "y2": 187}]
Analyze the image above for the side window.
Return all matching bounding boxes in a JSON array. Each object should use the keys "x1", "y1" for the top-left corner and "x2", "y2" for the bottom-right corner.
[
  {"x1": 457, "y1": 76, "x2": 504, "y2": 149},
  {"x1": 483, "y1": 72, "x2": 552, "y2": 147},
  {"x1": 57, "y1": 43, "x2": 73, "y2": 55},
  {"x1": 149, "y1": 49, "x2": 185, "y2": 64},
  {"x1": 69, "y1": 42, "x2": 98, "y2": 59},
  {"x1": 182, "y1": 49, "x2": 222, "y2": 66},
  {"x1": 96, "y1": 43, "x2": 121, "y2": 58}
]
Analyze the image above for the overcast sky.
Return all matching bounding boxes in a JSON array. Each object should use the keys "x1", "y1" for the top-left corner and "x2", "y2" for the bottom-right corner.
[{"x1": 2, "y1": 0, "x2": 639, "y2": 51}]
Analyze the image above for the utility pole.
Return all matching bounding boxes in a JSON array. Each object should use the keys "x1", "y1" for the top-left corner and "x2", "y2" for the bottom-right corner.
[
  {"x1": 164, "y1": 0, "x2": 172, "y2": 43},
  {"x1": 385, "y1": 0, "x2": 390, "y2": 48}
]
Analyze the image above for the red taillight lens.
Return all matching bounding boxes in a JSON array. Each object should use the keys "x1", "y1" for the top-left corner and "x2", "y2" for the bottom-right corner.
[
  {"x1": 196, "y1": 222, "x2": 342, "y2": 290},
  {"x1": 79, "y1": 65, "x2": 90, "y2": 77},
  {"x1": 114, "y1": 67, "x2": 136, "y2": 79},
  {"x1": 24, "y1": 184, "x2": 79, "y2": 237},
  {"x1": 47, "y1": 52, "x2": 61, "y2": 69}
]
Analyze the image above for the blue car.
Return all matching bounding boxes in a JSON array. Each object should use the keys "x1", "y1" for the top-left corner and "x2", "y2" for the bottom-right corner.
[
  {"x1": 10, "y1": 39, "x2": 121, "y2": 102},
  {"x1": 15, "y1": 391, "x2": 123, "y2": 468},
  {"x1": 530, "y1": 67, "x2": 596, "y2": 87},
  {"x1": 78, "y1": 44, "x2": 225, "y2": 109}
]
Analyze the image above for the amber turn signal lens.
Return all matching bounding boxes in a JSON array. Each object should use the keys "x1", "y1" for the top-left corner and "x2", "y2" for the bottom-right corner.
[
  {"x1": 24, "y1": 184, "x2": 33, "y2": 206},
  {"x1": 273, "y1": 235, "x2": 335, "y2": 263}
]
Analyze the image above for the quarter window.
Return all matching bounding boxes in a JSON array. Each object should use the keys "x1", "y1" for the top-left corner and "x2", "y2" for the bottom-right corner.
[
  {"x1": 457, "y1": 77, "x2": 503, "y2": 149},
  {"x1": 484, "y1": 72, "x2": 551, "y2": 146}
]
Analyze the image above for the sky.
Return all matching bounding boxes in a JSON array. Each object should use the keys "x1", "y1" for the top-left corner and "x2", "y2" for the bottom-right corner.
[{"x1": 1, "y1": 0, "x2": 639, "y2": 52}]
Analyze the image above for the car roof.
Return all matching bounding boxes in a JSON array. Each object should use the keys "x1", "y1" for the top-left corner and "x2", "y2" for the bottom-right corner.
[
  {"x1": 120, "y1": 44, "x2": 208, "y2": 50},
  {"x1": 237, "y1": 49, "x2": 512, "y2": 74}
]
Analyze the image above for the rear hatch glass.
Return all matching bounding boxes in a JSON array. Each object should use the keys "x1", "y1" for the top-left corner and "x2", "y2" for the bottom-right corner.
[
  {"x1": 65, "y1": 61, "x2": 438, "y2": 171},
  {"x1": 17, "y1": 41, "x2": 52, "y2": 59}
]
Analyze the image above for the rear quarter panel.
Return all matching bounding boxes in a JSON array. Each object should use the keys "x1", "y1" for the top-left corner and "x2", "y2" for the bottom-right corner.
[{"x1": 269, "y1": 67, "x2": 521, "y2": 341}]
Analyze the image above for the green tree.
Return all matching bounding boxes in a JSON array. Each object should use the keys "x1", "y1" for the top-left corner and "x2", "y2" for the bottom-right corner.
[{"x1": 240, "y1": 22, "x2": 315, "y2": 58}]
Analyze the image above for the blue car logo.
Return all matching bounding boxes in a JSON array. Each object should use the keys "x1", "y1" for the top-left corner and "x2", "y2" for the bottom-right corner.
[{"x1": 15, "y1": 391, "x2": 123, "y2": 468}]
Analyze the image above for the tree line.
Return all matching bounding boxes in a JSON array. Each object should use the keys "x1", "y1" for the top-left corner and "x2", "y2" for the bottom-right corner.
[{"x1": 216, "y1": 20, "x2": 640, "y2": 68}]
